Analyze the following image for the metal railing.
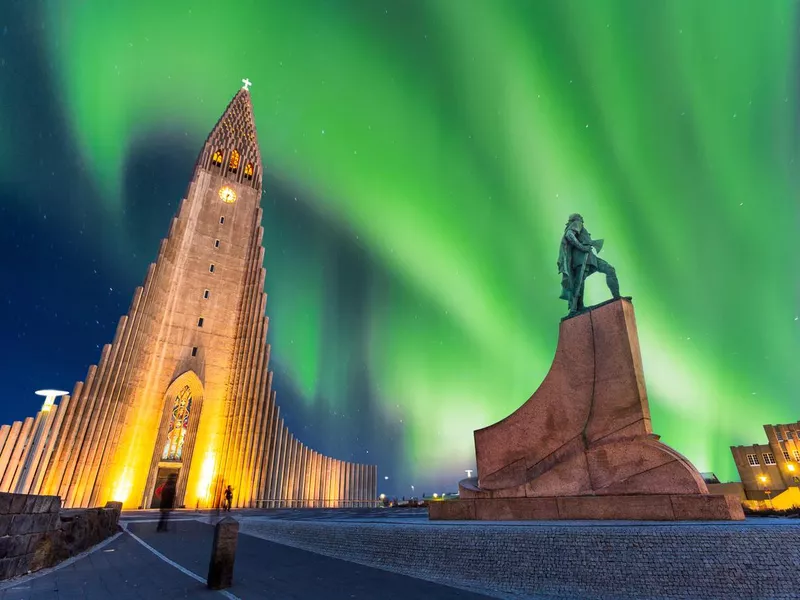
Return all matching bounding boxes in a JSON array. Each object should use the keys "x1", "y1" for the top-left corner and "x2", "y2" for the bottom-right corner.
[{"x1": 254, "y1": 498, "x2": 382, "y2": 509}]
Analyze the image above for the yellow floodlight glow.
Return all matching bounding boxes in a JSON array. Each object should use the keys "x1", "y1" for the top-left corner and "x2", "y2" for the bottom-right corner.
[
  {"x1": 196, "y1": 451, "x2": 216, "y2": 502},
  {"x1": 112, "y1": 468, "x2": 133, "y2": 504},
  {"x1": 788, "y1": 464, "x2": 796, "y2": 472}
]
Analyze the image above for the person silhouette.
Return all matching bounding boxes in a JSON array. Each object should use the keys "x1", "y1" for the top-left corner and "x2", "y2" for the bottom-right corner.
[{"x1": 157, "y1": 473, "x2": 178, "y2": 532}]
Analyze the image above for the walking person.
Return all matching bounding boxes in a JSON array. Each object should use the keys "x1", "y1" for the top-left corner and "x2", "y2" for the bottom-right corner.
[
  {"x1": 157, "y1": 473, "x2": 178, "y2": 532},
  {"x1": 224, "y1": 485, "x2": 233, "y2": 512}
]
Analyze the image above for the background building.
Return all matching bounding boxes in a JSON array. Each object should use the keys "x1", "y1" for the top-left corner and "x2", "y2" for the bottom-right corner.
[
  {"x1": 0, "y1": 85, "x2": 377, "y2": 510},
  {"x1": 730, "y1": 421, "x2": 800, "y2": 504}
]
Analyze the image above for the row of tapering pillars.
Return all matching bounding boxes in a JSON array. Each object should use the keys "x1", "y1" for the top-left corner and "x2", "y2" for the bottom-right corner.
[
  {"x1": 0, "y1": 398, "x2": 379, "y2": 509},
  {"x1": 0, "y1": 404, "x2": 62, "y2": 497}
]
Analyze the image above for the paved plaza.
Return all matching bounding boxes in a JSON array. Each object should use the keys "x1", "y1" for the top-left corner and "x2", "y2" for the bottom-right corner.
[
  {"x1": 0, "y1": 509, "x2": 493, "y2": 600},
  {"x1": 1, "y1": 508, "x2": 799, "y2": 599}
]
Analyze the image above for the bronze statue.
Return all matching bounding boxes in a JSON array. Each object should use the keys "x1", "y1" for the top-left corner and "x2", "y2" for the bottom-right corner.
[{"x1": 557, "y1": 213, "x2": 620, "y2": 315}]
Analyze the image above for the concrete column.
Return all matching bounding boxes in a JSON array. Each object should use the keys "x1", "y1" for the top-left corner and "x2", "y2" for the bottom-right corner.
[
  {"x1": 315, "y1": 453, "x2": 323, "y2": 508},
  {"x1": 335, "y1": 460, "x2": 342, "y2": 508},
  {"x1": 63, "y1": 344, "x2": 113, "y2": 506},
  {"x1": 15, "y1": 390, "x2": 66, "y2": 494},
  {"x1": 273, "y1": 423, "x2": 287, "y2": 508},
  {"x1": 354, "y1": 464, "x2": 364, "y2": 508},
  {"x1": 321, "y1": 457, "x2": 329, "y2": 508},
  {"x1": 30, "y1": 396, "x2": 71, "y2": 496},
  {"x1": 340, "y1": 462, "x2": 346, "y2": 508},
  {"x1": 41, "y1": 379, "x2": 85, "y2": 497},
  {"x1": 0, "y1": 417, "x2": 34, "y2": 492},
  {"x1": 270, "y1": 415, "x2": 284, "y2": 507},
  {"x1": 345, "y1": 463, "x2": 353, "y2": 508},
  {"x1": 265, "y1": 404, "x2": 280, "y2": 507},
  {"x1": 225, "y1": 240, "x2": 262, "y2": 506},
  {"x1": 298, "y1": 446, "x2": 311, "y2": 508},
  {"x1": 250, "y1": 369, "x2": 272, "y2": 506},
  {"x1": 86, "y1": 282, "x2": 148, "y2": 507},
  {"x1": 71, "y1": 319, "x2": 128, "y2": 508},
  {"x1": 286, "y1": 433, "x2": 300, "y2": 508}
]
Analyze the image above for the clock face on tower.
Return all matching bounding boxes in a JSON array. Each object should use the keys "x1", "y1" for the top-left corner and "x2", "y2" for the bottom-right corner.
[{"x1": 218, "y1": 186, "x2": 237, "y2": 204}]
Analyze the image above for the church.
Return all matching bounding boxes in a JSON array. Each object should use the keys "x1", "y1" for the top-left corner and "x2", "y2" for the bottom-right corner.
[{"x1": 0, "y1": 81, "x2": 377, "y2": 510}]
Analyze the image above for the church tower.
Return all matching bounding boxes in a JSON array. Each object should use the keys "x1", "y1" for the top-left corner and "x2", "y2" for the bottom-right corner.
[{"x1": 0, "y1": 81, "x2": 377, "y2": 509}]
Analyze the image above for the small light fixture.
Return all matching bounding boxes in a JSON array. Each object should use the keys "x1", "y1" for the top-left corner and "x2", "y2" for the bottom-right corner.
[
  {"x1": 432, "y1": 493, "x2": 438, "y2": 498},
  {"x1": 759, "y1": 475, "x2": 768, "y2": 483},
  {"x1": 379, "y1": 493, "x2": 385, "y2": 500},
  {"x1": 788, "y1": 464, "x2": 796, "y2": 472}
]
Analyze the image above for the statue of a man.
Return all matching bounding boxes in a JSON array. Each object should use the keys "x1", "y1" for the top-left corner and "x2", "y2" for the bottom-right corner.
[{"x1": 557, "y1": 213, "x2": 620, "y2": 314}]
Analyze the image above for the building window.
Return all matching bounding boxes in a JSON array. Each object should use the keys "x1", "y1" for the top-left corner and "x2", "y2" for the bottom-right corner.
[
  {"x1": 214, "y1": 239, "x2": 220, "y2": 248},
  {"x1": 747, "y1": 454, "x2": 759, "y2": 466},
  {"x1": 763, "y1": 453, "x2": 776, "y2": 465},
  {"x1": 203, "y1": 289, "x2": 210, "y2": 299},
  {"x1": 220, "y1": 216, "x2": 225, "y2": 224},
  {"x1": 777, "y1": 431, "x2": 784, "y2": 442},
  {"x1": 211, "y1": 149, "x2": 223, "y2": 167},
  {"x1": 794, "y1": 450, "x2": 800, "y2": 462},
  {"x1": 784, "y1": 451, "x2": 791, "y2": 461},
  {"x1": 162, "y1": 384, "x2": 192, "y2": 461},
  {"x1": 209, "y1": 264, "x2": 215, "y2": 273},
  {"x1": 228, "y1": 149, "x2": 240, "y2": 173},
  {"x1": 191, "y1": 347, "x2": 198, "y2": 357},
  {"x1": 197, "y1": 317, "x2": 204, "y2": 327},
  {"x1": 787, "y1": 431, "x2": 795, "y2": 440},
  {"x1": 244, "y1": 162, "x2": 254, "y2": 180}
]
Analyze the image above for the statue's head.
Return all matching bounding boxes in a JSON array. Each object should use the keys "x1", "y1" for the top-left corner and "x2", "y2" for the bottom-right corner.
[{"x1": 566, "y1": 213, "x2": 584, "y2": 232}]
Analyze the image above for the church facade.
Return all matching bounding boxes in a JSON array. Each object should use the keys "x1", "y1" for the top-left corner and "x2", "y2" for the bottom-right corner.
[{"x1": 0, "y1": 85, "x2": 377, "y2": 510}]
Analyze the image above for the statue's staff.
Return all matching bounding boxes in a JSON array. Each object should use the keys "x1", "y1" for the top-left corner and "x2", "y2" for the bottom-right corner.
[{"x1": 569, "y1": 239, "x2": 603, "y2": 314}]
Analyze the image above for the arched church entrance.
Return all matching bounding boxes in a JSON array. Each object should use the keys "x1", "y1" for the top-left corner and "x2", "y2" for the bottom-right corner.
[{"x1": 142, "y1": 371, "x2": 204, "y2": 509}]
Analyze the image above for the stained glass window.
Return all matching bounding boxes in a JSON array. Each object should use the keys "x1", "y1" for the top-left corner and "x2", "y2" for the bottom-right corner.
[
  {"x1": 162, "y1": 385, "x2": 193, "y2": 461},
  {"x1": 244, "y1": 162, "x2": 254, "y2": 179},
  {"x1": 212, "y1": 149, "x2": 223, "y2": 166},
  {"x1": 228, "y1": 149, "x2": 240, "y2": 172}
]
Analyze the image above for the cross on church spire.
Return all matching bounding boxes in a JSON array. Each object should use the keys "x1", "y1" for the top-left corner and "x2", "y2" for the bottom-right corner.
[{"x1": 242, "y1": 78, "x2": 252, "y2": 91}]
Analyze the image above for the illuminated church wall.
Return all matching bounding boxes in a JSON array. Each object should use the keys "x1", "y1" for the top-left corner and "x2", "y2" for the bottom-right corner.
[{"x1": 0, "y1": 87, "x2": 377, "y2": 510}]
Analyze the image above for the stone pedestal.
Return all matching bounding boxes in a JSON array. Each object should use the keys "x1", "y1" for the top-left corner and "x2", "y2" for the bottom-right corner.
[
  {"x1": 207, "y1": 517, "x2": 238, "y2": 590},
  {"x1": 429, "y1": 298, "x2": 744, "y2": 521}
]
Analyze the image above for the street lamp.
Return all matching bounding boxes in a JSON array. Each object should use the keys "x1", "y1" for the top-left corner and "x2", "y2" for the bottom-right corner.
[{"x1": 34, "y1": 389, "x2": 68, "y2": 412}]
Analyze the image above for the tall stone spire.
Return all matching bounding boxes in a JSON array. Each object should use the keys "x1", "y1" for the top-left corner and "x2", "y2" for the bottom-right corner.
[
  {"x1": 198, "y1": 85, "x2": 262, "y2": 191},
  {"x1": 0, "y1": 83, "x2": 378, "y2": 511}
]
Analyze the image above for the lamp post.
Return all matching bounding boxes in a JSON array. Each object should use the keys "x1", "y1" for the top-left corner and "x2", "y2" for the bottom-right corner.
[
  {"x1": 34, "y1": 389, "x2": 68, "y2": 412},
  {"x1": 758, "y1": 474, "x2": 773, "y2": 510},
  {"x1": 14, "y1": 389, "x2": 68, "y2": 493}
]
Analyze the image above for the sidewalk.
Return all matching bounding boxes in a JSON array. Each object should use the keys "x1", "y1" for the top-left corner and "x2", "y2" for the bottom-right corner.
[{"x1": 0, "y1": 531, "x2": 210, "y2": 599}]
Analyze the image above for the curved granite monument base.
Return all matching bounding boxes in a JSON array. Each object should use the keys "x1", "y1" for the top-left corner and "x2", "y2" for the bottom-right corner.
[{"x1": 429, "y1": 298, "x2": 744, "y2": 521}]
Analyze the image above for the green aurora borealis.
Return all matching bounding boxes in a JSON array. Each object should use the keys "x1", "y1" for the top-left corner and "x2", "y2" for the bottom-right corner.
[{"x1": 2, "y1": 0, "x2": 799, "y2": 492}]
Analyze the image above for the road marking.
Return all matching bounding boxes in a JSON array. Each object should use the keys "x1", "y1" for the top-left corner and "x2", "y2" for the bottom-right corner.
[{"x1": 121, "y1": 522, "x2": 241, "y2": 600}]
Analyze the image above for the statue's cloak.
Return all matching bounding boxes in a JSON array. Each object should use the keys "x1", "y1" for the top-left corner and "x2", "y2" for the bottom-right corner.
[{"x1": 557, "y1": 229, "x2": 574, "y2": 301}]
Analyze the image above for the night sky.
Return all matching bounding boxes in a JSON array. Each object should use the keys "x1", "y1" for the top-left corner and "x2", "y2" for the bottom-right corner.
[{"x1": 0, "y1": 0, "x2": 798, "y2": 497}]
